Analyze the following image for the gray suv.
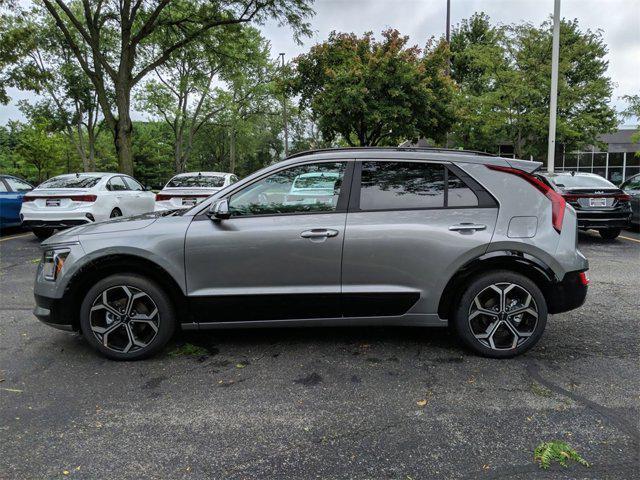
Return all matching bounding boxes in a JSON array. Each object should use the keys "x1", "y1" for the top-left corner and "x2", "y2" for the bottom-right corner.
[{"x1": 33, "y1": 148, "x2": 589, "y2": 360}]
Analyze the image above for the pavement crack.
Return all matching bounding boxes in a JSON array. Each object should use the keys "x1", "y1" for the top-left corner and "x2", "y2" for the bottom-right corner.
[{"x1": 525, "y1": 359, "x2": 640, "y2": 446}]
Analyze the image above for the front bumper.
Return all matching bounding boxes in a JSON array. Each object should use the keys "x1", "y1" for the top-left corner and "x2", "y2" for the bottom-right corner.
[
  {"x1": 33, "y1": 294, "x2": 75, "y2": 331},
  {"x1": 547, "y1": 270, "x2": 589, "y2": 314}
]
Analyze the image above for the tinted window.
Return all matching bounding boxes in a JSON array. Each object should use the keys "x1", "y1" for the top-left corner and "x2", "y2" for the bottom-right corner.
[
  {"x1": 230, "y1": 175, "x2": 239, "y2": 184},
  {"x1": 39, "y1": 175, "x2": 101, "y2": 189},
  {"x1": 124, "y1": 177, "x2": 143, "y2": 191},
  {"x1": 167, "y1": 175, "x2": 225, "y2": 188},
  {"x1": 229, "y1": 162, "x2": 345, "y2": 216},
  {"x1": 621, "y1": 175, "x2": 640, "y2": 191},
  {"x1": 4, "y1": 177, "x2": 32, "y2": 192},
  {"x1": 447, "y1": 170, "x2": 478, "y2": 207},
  {"x1": 108, "y1": 176, "x2": 128, "y2": 191},
  {"x1": 547, "y1": 174, "x2": 615, "y2": 189},
  {"x1": 360, "y1": 161, "x2": 445, "y2": 210}
]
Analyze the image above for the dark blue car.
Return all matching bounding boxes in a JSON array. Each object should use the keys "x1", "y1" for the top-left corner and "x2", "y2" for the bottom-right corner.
[{"x1": 0, "y1": 175, "x2": 33, "y2": 230}]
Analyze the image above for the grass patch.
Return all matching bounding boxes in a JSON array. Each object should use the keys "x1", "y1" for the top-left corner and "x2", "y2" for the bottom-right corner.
[
  {"x1": 534, "y1": 441, "x2": 589, "y2": 469},
  {"x1": 530, "y1": 382, "x2": 553, "y2": 398},
  {"x1": 168, "y1": 343, "x2": 209, "y2": 357}
]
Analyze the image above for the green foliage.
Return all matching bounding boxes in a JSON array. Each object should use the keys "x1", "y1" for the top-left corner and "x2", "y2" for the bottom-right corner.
[
  {"x1": 168, "y1": 343, "x2": 209, "y2": 357},
  {"x1": 534, "y1": 441, "x2": 590, "y2": 469},
  {"x1": 291, "y1": 29, "x2": 456, "y2": 146},
  {"x1": 450, "y1": 13, "x2": 617, "y2": 160}
]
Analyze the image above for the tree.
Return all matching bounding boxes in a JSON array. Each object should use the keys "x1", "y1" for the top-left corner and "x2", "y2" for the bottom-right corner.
[
  {"x1": 12, "y1": 119, "x2": 68, "y2": 182},
  {"x1": 291, "y1": 29, "x2": 456, "y2": 146},
  {"x1": 1, "y1": 6, "x2": 102, "y2": 171},
  {"x1": 621, "y1": 94, "x2": 640, "y2": 156},
  {"x1": 450, "y1": 13, "x2": 618, "y2": 160},
  {"x1": 36, "y1": 0, "x2": 313, "y2": 175},
  {"x1": 137, "y1": 25, "x2": 273, "y2": 173}
]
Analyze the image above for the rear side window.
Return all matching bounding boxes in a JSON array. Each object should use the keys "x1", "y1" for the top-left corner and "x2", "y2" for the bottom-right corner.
[
  {"x1": 0, "y1": 180, "x2": 7, "y2": 192},
  {"x1": 360, "y1": 161, "x2": 445, "y2": 210},
  {"x1": 447, "y1": 170, "x2": 478, "y2": 207},
  {"x1": 5, "y1": 177, "x2": 32, "y2": 192}
]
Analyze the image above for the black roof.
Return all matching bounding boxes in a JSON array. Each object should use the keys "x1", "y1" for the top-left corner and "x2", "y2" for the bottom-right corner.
[{"x1": 286, "y1": 146, "x2": 497, "y2": 160}]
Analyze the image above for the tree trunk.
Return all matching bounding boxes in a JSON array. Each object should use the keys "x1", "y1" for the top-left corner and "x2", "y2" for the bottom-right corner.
[
  {"x1": 229, "y1": 125, "x2": 236, "y2": 173},
  {"x1": 114, "y1": 86, "x2": 134, "y2": 175}
]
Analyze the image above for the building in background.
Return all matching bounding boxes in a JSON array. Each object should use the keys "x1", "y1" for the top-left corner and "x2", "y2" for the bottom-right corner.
[{"x1": 402, "y1": 128, "x2": 639, "y2": 185}]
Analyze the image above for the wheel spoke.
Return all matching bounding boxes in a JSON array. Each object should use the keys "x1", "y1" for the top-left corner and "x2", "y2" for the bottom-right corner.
[
  {"x1": 474, "y1": 319, "x2": 500, "y2": 340},
  {"x1": 129, "y1": 318, "x2": 158, "y2": 333}
]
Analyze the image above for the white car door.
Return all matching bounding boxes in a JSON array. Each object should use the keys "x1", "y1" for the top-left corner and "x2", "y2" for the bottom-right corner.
[
  {"x1": 123, "y1": 176, "x2": 155, "y2": 214},
  {"x1": 106, "y1": 176, "x2": 132, "y2": 215}
]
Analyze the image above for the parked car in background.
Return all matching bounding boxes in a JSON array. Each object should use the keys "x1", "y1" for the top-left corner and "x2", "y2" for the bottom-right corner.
[
  {"x1": 620, "y1": 173, "x2": 640, "y2": 227},
  {"x1": 0, "y1": 175, "x2": 33, "y2": 230},
  {"x1": 20, "y1": 172, "x2": 155, "y2": 239},
  {"x1": 536, "y1": 171, "x2": 632, "y2": 240},
  {"x1": 33, "y1": 148, "x2": 589, "y2": 361},
  {"x1": 155, "y1": 172, "x2": 238, "y2": 211}
]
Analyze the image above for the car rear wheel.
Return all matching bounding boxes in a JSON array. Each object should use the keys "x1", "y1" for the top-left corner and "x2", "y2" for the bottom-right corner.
[
  {"x1": 79, "y1": 274, "x2": 176, "y2": 360},
  {"x1": 110, "y1": 208, "x2": 122, "y2": 218},
  {"x1": 32, "y1": 227, "x2": 54, "y2": 240},
  {"x1": 598, "y1": 228, "x2": 621, "y2": 240},
  {"x1": 452, "y1": 270, "x2": 547, "y2": 358}
]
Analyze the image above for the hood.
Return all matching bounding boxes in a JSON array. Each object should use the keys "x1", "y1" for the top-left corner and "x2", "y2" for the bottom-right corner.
[{"x1": 51, "y1": 212, "x2": 165, "y2": 242}]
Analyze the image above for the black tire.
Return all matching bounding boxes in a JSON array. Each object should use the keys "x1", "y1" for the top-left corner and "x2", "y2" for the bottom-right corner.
[
  {"x1": 452, "y1": 270, "x2": 548, "y2": 359},
  {"x1": 110, "y1": 208, "x2": 122, "y2": 218},
  {"x1": 32, "y1": 227, "x2": 54, "y2": 240},
  {"x1": 79, "y1": 274, "x2": 176, "y2": 360},
  {"x1": 598, "y1": 228, "x2": 621, "y2": 240}
]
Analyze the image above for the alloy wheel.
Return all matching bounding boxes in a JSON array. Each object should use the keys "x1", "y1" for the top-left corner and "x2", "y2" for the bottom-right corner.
[
  {"x1": 468, "y1": 282, "x2": 539, "y2": 351},
  {"x1": 89, "y1": 285, "x2": 160, "y2": 353}
]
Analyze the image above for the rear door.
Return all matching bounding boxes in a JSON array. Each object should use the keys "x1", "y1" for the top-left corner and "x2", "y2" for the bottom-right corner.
[
  {"x1": 341, "y1": 160, "x2": 498, "y2": 317},
  {"x1": 106, "y1": 176, "x2": 132, "y2": 214},
  {"x1": 1, "y1": 177, "x2": 32, "y2": 226}
]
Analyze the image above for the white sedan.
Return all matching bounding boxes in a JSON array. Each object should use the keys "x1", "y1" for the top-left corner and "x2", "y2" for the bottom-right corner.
[
  {"x1": 20, "y1": 172, "x2": 155, "y2": 239},
  {"x1": 155, "y1": 172, "x2": 238, "y2": 211}
]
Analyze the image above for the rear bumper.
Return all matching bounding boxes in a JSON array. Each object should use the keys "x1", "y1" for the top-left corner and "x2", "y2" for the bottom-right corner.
[
  {"x1": 33, "y1": 294, "x2": 75, "y2": 331},
  {"x1": 23, "y1": 219, "x2": 89, "y2": 229},
  {"x1": 547, "y1": 271, "x2": 588, "y2": 314},
  {"x1": 576, "y1": 212, "x2": 631, "y2": 230}
]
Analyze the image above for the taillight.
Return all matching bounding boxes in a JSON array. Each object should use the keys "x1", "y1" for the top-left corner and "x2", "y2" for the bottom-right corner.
[
  {"x1": 615, "y1": 193, "x2": 631, "y2": 202},
  {"x1": 487, "y1": 164, "x2": 566, "y2": 233},
  {"x1": 578, "y1": 271, "x2": 589, "y2": 286},
  {"x1": 22, "y1": 196, "x2": 35, "y2": 202},
  {"x1": 156, "y1": 194, "x2": 171, "y2": 201},
  {"x1": 69, "y1": 194, "x2": 97, "y2": 202}
]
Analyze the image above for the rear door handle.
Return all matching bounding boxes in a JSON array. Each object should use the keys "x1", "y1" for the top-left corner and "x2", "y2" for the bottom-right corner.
[
  {"x1": 449, "y1": 223, "x2": 487, "y2": 231},
  {"x1": 300, "y1": 229, "x2": 339, "y2": 239}
]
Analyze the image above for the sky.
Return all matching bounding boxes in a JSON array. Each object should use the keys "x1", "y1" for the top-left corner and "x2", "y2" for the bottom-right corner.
[{"x1": 1, "y1": 0, "x2": 639, "y2": 125}]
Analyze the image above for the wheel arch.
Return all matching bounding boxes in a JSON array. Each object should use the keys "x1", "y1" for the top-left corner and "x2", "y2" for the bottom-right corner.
[
  {"x1": 437, "y1": 250, "x2": 558, "y2": 320},
  {"x1": 59, "y1": 253, "x2": 187, "y2": 330}
]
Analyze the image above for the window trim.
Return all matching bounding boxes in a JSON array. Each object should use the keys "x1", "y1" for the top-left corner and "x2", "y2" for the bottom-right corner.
[
  {"x1": 220, "y1": 160, "x2": 355, "y2": 219},
  {"x1": 348, "y1": 160, "x2": 497, "y2": 213},
  {"x1": 106, "y1": 175, "x2": 130, "y2": 192},
  {"x1": 122, "y1": 175, "x2": 144, "y2": 191}
]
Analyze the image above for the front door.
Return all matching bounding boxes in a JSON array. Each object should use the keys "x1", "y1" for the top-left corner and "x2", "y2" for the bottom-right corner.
[
  {"x1": 341, "y1": 160, "x2": 498, "y2": 318},
  {"x1": 184, "y1": 161, "x2": 352, "y2": 323}
]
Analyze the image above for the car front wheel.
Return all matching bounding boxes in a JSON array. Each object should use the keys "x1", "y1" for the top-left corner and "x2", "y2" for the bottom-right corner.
[
  {"x1": 452, "y1": 270, "x2": 547, "y2": 358},
  {"x1": 79, "y1": 274, "x2": 176, "y2": 360}
]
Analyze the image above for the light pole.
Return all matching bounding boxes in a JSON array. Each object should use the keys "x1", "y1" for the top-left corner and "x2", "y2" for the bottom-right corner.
[
  {"x1": 279, "y1": 52, "x2": 289, "y2": 157},
  {"x1": 445, "y1": 0, "x2": 450, "y2": 43},
  {"x1": 547, "y1": 0, "x2": 561, "y2": 172}
]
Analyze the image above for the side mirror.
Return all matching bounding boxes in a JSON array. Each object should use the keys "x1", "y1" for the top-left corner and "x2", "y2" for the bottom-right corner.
[{"x1": 209, "y1": 199, "x2": 231, "y2": 220}]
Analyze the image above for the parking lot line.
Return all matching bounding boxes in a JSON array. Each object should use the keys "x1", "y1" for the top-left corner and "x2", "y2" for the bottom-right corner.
[
  {"x1": 619, "y1": 235, "x2": 640, "y2": 244},
  {"x1": 0, "y1": 233, "x2": 32, "y2": 243}
]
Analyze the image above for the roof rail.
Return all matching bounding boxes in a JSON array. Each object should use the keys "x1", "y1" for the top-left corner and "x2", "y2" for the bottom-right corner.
[{"x1": 285, "y1": 146, "x2": 497, "y2": 160}]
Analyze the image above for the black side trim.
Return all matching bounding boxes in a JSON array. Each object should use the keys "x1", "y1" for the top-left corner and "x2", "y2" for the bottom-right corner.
[
  {"x1": 342, "y1": 292, "x2": 419, "y2": 317},
  {"x1": 187, "y1": 292, "x2": 420, "y2": 322},
  {"x1": 446, "y1": 163, "x2": 498, "y2": 208},
  {"x1": 24, "y1": 220, "x2": 89, "y2": 228}
]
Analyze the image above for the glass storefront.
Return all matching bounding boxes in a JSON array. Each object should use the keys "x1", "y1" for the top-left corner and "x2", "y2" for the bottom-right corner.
[{"x1": 557, "y1": 151, "x2": 639, "y2": 185}]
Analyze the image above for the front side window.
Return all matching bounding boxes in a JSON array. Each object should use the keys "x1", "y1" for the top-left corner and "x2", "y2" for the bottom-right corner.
[
  {"x1": 108, "y1": 176, "x2": 128, "y2": 191},
  {"x1": 124, "y1": 177, "x2": 143, "y2": 191},
  {"x1": 5, "y1": 177, "x2": 32, "y2": 192},
  {"x1": 0, "y1": 180, "x2": 7, "y2": 192},
  {"x1": 360, "y1": 161, "x2": 445, "y2": 210},
  {"x1": 229, "y1": 162, "x2": 346, "y2": 216}
]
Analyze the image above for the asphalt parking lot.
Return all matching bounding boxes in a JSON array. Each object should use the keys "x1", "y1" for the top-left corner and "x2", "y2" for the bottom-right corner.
[{"x1": 1, "y1": 228, "x2": 638, "y2": 479}]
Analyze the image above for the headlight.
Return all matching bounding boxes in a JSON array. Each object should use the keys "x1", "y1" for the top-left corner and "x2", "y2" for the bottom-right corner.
[{"x1": 43, "y1": 249, "x2": 70, "y2": 281}]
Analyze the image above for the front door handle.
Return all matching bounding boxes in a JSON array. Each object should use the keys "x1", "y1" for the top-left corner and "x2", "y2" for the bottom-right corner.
[
  {"x1": 300, "y1": 228, "x2": 339, "y2": 239},
  {"x1": 449, "y1": 223, "x2": 487, "y2": 231}
]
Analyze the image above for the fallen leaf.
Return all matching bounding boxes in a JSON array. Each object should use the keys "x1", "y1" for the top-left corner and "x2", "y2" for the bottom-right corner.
[
  {"x1": 1, "y1": 388, "x2": 23, "y2": 393},
  {"x1": 63, "y1": 471, "x2": 69, "y2": 475},
  {"x1": 235, "y1": 363, "x2": 245, "y2": 369},
  {"x1": 416, "y1": 399, "x2": 427, "y2": 407}
]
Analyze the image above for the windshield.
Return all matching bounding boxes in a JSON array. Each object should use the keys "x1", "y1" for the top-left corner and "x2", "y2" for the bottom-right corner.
[
  {"x1": 547, "y1": 174, "x2": 615, "y2": 189},
  {"x1": 166, "y1": 175, "x2": 225, "y2": 188},
  {"x1": 38, "y1": 175, "x2": 101, "y2": 189}
]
